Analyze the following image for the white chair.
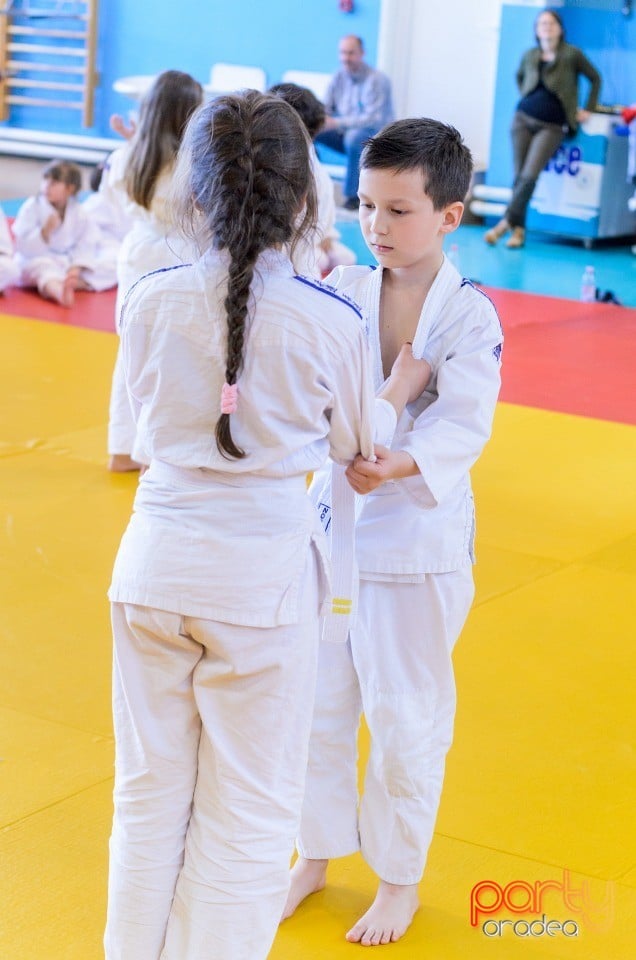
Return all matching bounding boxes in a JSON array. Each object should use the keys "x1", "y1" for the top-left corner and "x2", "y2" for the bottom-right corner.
[
  {"x1": 112, "y1": 74, "x2": 157, "y2": 101},
  {"x1": 281, "y1": 70, "x2": 332, "y2": 102},
  {"x1": 207, "y1": 63, "x2": 267, "y2": 95}
]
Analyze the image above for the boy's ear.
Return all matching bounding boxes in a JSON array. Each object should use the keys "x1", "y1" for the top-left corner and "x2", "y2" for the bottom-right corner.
[{"x1": 440, "y1": 201, "x2": 464, "y2": 234}]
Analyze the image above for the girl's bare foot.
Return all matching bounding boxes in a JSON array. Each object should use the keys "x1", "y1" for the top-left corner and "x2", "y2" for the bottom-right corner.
[
  {"x1": 108, "y1": 454, "x2": 142, "y2": 472},
  {"x1": 281, "y1": 857, "x2": 328, "y2": 921},
  {"x1": 345, "y1": 881, "x2": 419, "y2": 946}
]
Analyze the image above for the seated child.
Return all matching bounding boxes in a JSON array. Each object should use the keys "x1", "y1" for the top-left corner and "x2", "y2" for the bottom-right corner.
[
  {"x1": 12, "y1": 159, "x2": 116, "y2": 308},
  {"x1": 269, "y1": 82, "x2": 356, "y2": 278},
  {"x1": 0, "y1": 204, "x2": 19, "y2": 293}
]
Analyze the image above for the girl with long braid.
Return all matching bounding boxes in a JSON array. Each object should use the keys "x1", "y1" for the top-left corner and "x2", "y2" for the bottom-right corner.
[{"x1": 104, "y1": 91, "x2": 428, "y2": 960}]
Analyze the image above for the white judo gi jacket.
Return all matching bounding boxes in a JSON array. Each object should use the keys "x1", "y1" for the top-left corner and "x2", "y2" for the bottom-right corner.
[
  {"x1": 84, "y1": 146, "x2": 133, "y2": 246},
  {"x1": 323, "y1": 256, "x2": 503, "y2": 578},
  {"x1": 108, "y1": 248, "x2": 378, "y2": 627}
]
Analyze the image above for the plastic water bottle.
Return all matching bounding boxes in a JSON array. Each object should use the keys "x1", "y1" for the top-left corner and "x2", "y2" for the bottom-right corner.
[
  {"x1": 580, "y1": 265, "x2": 596, "y2": 303},
  {"x1": 447, "y1": 242, "x2": 461, "y2": 274}
]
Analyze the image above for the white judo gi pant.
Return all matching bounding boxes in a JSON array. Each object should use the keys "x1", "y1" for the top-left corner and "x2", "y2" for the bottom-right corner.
[
  {"x1": 20, "y1": 253, "x2": 116, "y2": 294},
  {"x1": 297, "y1": 566, "x2": 474, "y2": 885},
  {"x1": 105, "y1": 561, "x2": 320, "y2": 960}
]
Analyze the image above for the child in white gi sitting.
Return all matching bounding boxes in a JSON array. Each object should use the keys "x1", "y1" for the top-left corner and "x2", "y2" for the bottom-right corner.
[
  {"x1": 0, "y1": 204, "x2": 19, "y2": 293},
  {"x1": 284, "y1": 117, "x2": 503, "y2": 946},
  {"x1": 12, "y1": 159, "x2": 115, "y2": 307}
]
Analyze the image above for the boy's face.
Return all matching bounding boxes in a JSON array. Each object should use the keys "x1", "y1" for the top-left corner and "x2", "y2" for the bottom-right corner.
[
  {"x1": 41, "y1": 177, "x2": 76, "y2": 210},
  {"x1": 358, "y1": 167, "x2": 462, "y2": 273}
]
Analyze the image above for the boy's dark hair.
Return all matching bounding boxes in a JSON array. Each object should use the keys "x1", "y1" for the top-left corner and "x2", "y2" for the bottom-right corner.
[
  {"x1": 42, "y1": 159, "x2": 82, "y2": 194},
  {"x1": 268, "y1": 82, "x2": 326, "y2": 140},
  {"x1": 360, "y1": 118, "x2": 473, "y2": 210}
]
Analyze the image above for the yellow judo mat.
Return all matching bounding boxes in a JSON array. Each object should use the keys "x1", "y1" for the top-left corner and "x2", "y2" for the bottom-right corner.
[{"x1": 1, "y1": 313, "x2": 634, "y2": 959}]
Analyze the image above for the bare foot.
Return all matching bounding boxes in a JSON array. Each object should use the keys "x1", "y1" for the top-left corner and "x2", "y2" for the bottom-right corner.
[
  {"x1": 345, "y1": 881, "x2": 420, "y2": 946},
  {"x1": 108, "y1": 453, "x2": 142, "y2": 472},
  {"x1": 281, "y1": 857, "x2": 328, "y2": 922},
  {"x1": 41, "y1": 279, "x2": 67, "y2": 307},
  {"x1": 61, "y1": 273, "x2": 77, "y2": 308}
]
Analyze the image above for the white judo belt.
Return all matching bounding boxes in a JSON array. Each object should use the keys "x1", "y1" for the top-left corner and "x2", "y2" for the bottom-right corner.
[{"x1": 318, "y1": 463, "x2": 360, "y2": 643}]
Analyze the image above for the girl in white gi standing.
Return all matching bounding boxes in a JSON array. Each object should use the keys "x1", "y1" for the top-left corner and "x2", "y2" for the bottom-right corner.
[
  {"x1": 107, "y1": 70, "x2": 203, "y2": 473},
  {"x1": 284, "y1": 118, "x2": 503, "y2": 946},
  {"x1": 105, "y1": 91, "x2": 428, "y2": 960},
  {"x1": 12, "y1": 160, "x2": 112, "y2": 307}
]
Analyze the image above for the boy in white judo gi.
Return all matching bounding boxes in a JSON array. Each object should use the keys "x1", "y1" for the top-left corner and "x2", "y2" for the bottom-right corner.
[
  {"x1": 12, "y1": 159, "x2": 115, "y2": 307},
  {"x1": 0, "y1": 204, "x2": 19, "y2": 293},
  {"x1": 284, "y1": 117, "x2": 503, "y2": 946}
]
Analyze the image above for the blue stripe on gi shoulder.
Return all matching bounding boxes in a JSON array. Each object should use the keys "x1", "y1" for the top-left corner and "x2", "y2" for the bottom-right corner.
[
  {"x1": 120, "y1": 263, "x2": 193, "y2": 331},
  {"x1": 293, "y1": 274, "x2": 364, "y2": 321},
  {"x1": 124, "y1": 262, "x2": 192, "y2": 303},
  {"x1": 126, "y1": 263, "x2": 192, "y2": 299},
  {"x1": 460, "y1": 277, "x2": 505, "y2": 350}
]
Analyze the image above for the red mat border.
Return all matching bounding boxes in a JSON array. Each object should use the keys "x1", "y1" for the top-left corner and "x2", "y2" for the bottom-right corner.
[{"x1": 1, "y1": 283, "x2": 634, "y2": 426}]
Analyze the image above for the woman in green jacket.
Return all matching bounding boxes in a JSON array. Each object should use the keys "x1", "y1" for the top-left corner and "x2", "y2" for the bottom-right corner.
[{"x1": 485, "y1": 8, "x2": 601, "y2": 249}]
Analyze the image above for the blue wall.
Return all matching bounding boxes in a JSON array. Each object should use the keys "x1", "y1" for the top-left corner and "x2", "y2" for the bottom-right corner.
[
  {"x1": 1, "y1": 0, "x2": 382, "y2": 138},
  {"x1": 487, "y1": 1, "x2": 636, "y2": 186}
]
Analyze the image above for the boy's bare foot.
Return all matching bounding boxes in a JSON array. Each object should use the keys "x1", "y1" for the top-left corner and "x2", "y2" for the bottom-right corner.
[
  {"x1": 345, "y1": 881, "x2": 419, "y2": 946},
  {"x1": 281, "y1": 857, "x2": 328, "y2": 921},
  {"x1": 108, "y1": 453, "x2": 142, "y2": 472}
]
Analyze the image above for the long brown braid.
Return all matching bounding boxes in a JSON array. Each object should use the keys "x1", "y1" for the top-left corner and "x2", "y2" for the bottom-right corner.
[{"x1": 174, "y1": 91, "x2": 317, "y2": 459}]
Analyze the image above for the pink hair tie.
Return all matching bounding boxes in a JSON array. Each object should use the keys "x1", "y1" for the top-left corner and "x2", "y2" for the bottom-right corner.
[{"x1": 220, "y1": 382, "x2": 238, "y2": 415}]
